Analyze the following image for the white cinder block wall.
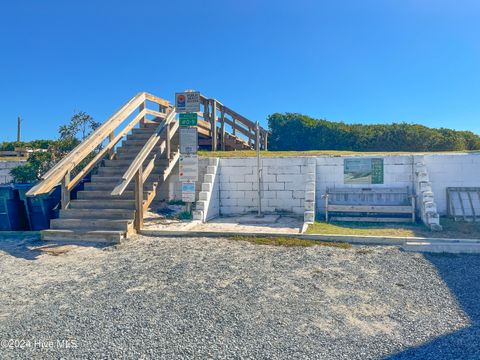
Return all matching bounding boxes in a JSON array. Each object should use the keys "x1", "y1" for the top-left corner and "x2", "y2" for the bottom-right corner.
[
  {"x1": 218, "y1": 157, "x2": 309, "y2": 215},
  {"x1": 0, "y1": 161, "x2": 25, "y2": 184},
  {"x1": 424, "y1": 153, "x2": 480, "y2": 214},
  {"x1": 179, "y1": 153, "x2": 480, "y2": 220}
]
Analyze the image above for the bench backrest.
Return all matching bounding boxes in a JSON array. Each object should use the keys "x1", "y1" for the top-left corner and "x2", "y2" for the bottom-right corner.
[{"x1": 326, "y1": 187, "x2": 411, "y2": 206}]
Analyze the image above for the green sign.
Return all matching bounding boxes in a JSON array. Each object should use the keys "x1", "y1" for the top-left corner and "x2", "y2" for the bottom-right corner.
[
  {"x1": 344, "y1": 158, "x2": 384, "y2": 184},
  {"x1": 179, "y1": 113, "x2": 198, "y2": 127}
]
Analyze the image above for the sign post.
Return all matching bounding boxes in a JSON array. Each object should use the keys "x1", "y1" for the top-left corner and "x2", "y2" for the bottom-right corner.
[{"x1": 176, "y1": 91, "x2": 200, "y2": 214}]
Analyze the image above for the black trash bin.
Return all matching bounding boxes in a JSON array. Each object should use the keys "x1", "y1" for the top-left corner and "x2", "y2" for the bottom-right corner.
[
  {"x1": 16, "y1": 184, "x2": 61, "y2": 231},
  {"x1": 0, "y1": 185, "x2": 29, "y2": 231}
]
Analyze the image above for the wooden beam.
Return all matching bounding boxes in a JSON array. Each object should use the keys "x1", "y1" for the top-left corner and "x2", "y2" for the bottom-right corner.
[
  {"x1": 211, "y1": 99, "x2": 217, "y2": 151},
  {"x1": 139, "y1": 101, "x2": 146, "y2": 127},
  {"x1": 220, "y1": 109, "x2": 225, "y2": 151},
  {"x1": 134, "y1": 168, "x2": 144, "y2": 231},
  {"x1": 61, "y1": 171, "x2": 70, "y2": 210},
  {"x1": 108, "y1": 131, "x2": 115, "y2": 160}
]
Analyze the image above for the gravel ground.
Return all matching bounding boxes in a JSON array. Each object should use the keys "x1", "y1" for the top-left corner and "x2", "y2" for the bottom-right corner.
[{"x1": 0, "y1": 236, "x2": 479, "y2": 359}]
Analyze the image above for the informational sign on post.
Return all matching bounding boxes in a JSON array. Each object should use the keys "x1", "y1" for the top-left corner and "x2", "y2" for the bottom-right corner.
[
  {"x1": 180, "y1": 127, "x2": 198, "y2": 154},
  {"x1": 181, "y1": 182, "x2": 196, "y2": 203},
  {"x1": 179, "y1": 154, "x2": 198, "y2": 182},
  {"x1": 175, "y1": 92, "x2": 200, "y2": 113},
  {"x1": 179, "y1": 113, "x2": 198, "y2": 127}
]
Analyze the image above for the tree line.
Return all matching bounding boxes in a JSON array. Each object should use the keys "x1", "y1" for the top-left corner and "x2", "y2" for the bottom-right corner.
[{"x1": 267, "y1": 113, "x2": 480, "y2": 152}]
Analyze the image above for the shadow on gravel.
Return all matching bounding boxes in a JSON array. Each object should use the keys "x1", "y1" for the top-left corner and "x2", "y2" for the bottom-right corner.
[
  {"x1": 386, "y1": 253, "x2": 480, "y2": 360},
  {"x1": 0, "y1": 237, "x2": 111, "y2": 260}
]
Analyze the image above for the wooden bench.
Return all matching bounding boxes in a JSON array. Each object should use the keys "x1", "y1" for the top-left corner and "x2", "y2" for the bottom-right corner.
[{"x1": 323, "y1": 187, "x2": 415, "y2": 223}]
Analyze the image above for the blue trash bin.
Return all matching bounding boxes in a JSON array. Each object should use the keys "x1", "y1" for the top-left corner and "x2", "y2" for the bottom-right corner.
[
  {"x1": 0, "y1": 185, "x2": 29, "y2": 231},
  {"x1": 16, "y1": 184, "x2": 61, "y2": 231}
]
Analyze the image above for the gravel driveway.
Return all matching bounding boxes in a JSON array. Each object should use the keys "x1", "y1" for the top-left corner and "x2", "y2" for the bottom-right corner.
[{"x1": 0, "y1": 236, "x2": 479, "y2": 359}]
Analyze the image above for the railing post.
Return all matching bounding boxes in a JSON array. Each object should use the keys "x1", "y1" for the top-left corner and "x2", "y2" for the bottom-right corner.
[
  {"x1": 220, "y1": 108, "x2": 225, "y2": 151},
  {"x1": 166, "y1": 122, "x2": 171, "y2": 159},
  {"x1": 61, "y1": 170, "x2": 71, "y2": 210},
  {"x1": 211, "y1": 99, "x2": 217, "y2": 151},
  {"x1": 255, "y1": 123, "x2": 260, "y2": 152},
  {"x1": 139, "y1": 100, "x2": 146, "y2": 127},
  {"x1": 264, "y1": 131, "x2": 268, "y2": 151},
  {"x1": 232, "y1": 117, "x2": 236, "y2": 136},
  {"x1": 134, "y1": 167, "x2": 144, "y2": 231},
  {"x1": 108, "y1": 131, "x2": 115, "y2": 159}
]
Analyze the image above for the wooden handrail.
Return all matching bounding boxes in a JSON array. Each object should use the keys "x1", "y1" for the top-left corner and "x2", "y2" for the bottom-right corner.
[
  {"x1": 26, "y1": 92, "x2": 170, "y2": 197},
  {"x1": 111, "y1": 107, "x2": 177, "y2": 197},
  {"x1": 199, "y1": 93, "x2": 268, "y2": 150}
]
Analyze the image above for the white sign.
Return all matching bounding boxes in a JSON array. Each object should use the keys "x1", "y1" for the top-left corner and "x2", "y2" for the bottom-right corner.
[
  {"x1": 181, "y1": 182, "x2": 196, "y2": 203},
  {"x1": 179, "y1": 154, "x2": 198, "y2": 182},
  {"x1": 180, "y1": 128, "x2": 198, "y2": 154},
  {"x1": 175, "y1": 91, "x2": 200, "y2": 113}
]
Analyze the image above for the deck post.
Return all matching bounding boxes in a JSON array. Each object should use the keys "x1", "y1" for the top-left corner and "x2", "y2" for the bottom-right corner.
[
  {"x1": 61, "y1": 170, "x2": 71, "y2": 210},
  {"x1": 134, "y1": 167, "x2": 144, "y2": 231},
  {"x1": 139, "y1": 101, "x2": 146, "y2": 127},
  {"x1": 211, "y1": 99, "x2": 217, "y2": 151},
  {"x1": 166, "y1": 122, "x2": 171, "y2": 159},
  {"x1": 232, "y1": 117, "x2": 236, "y2": 136},
  {"x1": 264, "y1": 131, "x2": 268, "y2": 151},
  {"x1": 108, "y1": 131, "x2": 115, "y2": 159},
  {"x1": 220, "y1": 108, "x2": 225, "y2": 151}
]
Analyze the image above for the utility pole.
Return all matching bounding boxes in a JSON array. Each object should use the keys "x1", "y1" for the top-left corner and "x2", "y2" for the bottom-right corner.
[{"x1": 17, "y1": 116, "x2": 21, "y2": 142}]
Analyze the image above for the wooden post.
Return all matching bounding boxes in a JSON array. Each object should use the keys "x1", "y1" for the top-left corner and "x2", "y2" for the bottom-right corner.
[
  {"x1": 264, "y1": 131, "x2": 268, "y2": 151},
  {"x1": 61, "y1": 171, "x2": 71, "y2": 210},
  {"x1": 411, "y1": 195, "x2": 416, "y2": 223},
  {"x1": 220, "y1": 109, "x2": 225, "y2": 151},
  {"x1": 17, "y1": 116, "x2": 21, "y2": 142},
  {"x1": 108, "y1": 131, "x2": 115, "y2": 159},
  {"x1": 255, "y1": 123, "x2": 260, "y2": 153},
  {"x1": 166, "y1": 122, "x2": 171, "y2": 159},
  {"x1": 211, "y1": 99, "x2": 217, "y2": 151},
  {"x1": 324, "y1": 194, "x2": 329, "y2": 222},
  {"x1": 232, "y1": 117, "x2": 236, "y2": 136},
  {"x1": 139, "y1": 101, "x2": 146, "y2": 127},
  {"x1": 134, "y1": 167, "x2": 144, "y2": 231}
]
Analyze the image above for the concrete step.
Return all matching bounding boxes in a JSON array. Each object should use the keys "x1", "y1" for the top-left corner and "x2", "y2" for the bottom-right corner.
[
  {"x1": 41, "y1": 229, "x2": 125, "y2": 244},
  {"x1": 59, "y1": 209, "x2": 135, "y2": 220},
  {"x1": 50, "y1": 218, "x2": 133, "y2": 232},
  {"x1": 69, "y1": 200, "x2": 135, "y2": 210},
  {"x1": 403, "y1": 241, "x2": 480, "y2": 253}
]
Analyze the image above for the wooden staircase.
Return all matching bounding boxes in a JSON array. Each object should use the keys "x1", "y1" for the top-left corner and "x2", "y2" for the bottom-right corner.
[
  {"x1": 43, "y1": 122, "x2": 179, "y2": 243},
  {"x1": 25, "y1": 91, "x2": 268, "y2": 244}
]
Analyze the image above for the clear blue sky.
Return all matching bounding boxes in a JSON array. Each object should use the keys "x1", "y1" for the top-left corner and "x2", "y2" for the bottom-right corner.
[{"x1": 1, "y1": 0, "x2": 480, "y2": 141}]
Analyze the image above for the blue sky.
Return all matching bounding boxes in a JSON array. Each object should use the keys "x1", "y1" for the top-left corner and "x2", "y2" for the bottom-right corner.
[{"x1": 1, "y1": 0, "x2": 480, "y2": 141}]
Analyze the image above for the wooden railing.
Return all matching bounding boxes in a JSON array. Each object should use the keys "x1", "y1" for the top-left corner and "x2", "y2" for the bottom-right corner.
[
  {"x1": 111, "y1": 107, "x2": 179, "y2": 231},
  {"x1": 26, "y1": 92, "x2": 171, "y2": 208},
  {"x1": 199, "y1": 94, "x2": 268, "y2": 151}
]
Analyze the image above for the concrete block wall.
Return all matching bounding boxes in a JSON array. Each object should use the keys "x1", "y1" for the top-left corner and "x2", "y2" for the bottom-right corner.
[
  {"x1": 193, "y1": 158, "x2": 220, "y2": 222},
  {"x1": 218, "y1": 157, "x2": 309, "y2": 215},
  {"x1": 0, "y1": 161, "x2": 25, "y2": 184},
  {"x1": 315, "y1": 155, "x2": 415, "y2": 213},
  {"x1": 423, "y1": 153, "x2": 480, "y2": 215},
  {"x1": 413, "y1": 156, "x2": 442, "y2": 230}
]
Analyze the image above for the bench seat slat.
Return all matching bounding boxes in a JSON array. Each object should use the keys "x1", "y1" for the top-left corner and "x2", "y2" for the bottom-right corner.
[
  {"x1": 330, "y1": 216, "x2": 412, "y2": 223},
  {"x1": 327, "y1": 205, "x2": 413, "y2": 213}
]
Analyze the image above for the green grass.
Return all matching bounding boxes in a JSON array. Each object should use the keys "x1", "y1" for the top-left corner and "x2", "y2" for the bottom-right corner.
[
  {"x1": 229, "y1": 236, "x2": 352, "y2": 249},
  {"x1": 306, "y1": 218, "x2": 480, "y2": 239},
  {"x1": 0, "y1": 156, "x2": 27, "y2": 161},
  {"x1": 198, "y1": 150, "x2": 476, "y2": 158}
]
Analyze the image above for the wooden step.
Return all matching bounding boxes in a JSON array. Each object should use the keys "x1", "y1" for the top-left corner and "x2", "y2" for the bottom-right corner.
[
  {"x1": 77, "y1": 190, "x2": 152, "y2": 200},
  {"x1": 90, "y1": 175, "x2": 122, "y2": 183},
  {"x1": 59, "y1": 209, "x2": 135, "y2": 220},
  {"x1": 41, "y1": 229, "x2": 125, "y2": 244},
  {"x1": 50, "y1": 218, "x2": 133, "y2": 232},
  {"x1": 84, "y1": 181, "x2": 157, "y2": 191},
  {"x1": 69, "y1": 200, "x2": 135, "y2": 210},
  {"x1": 103, "y1": 158, "x2": 170, "y2": 167}
]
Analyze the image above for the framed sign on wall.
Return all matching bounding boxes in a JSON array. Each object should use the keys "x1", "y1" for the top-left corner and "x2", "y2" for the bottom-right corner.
[{"x1": 344, "y1": 158, "x2": 384, "y2": 184}]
